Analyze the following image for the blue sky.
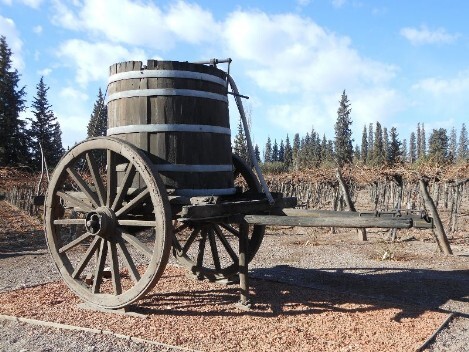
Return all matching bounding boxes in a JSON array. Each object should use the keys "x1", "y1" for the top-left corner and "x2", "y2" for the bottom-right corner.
[{"x1": 1, "y1": 0, "x2": 468, "y2": 151}]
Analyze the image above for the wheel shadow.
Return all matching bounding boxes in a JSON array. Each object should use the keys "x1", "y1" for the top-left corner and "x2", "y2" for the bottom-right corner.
[{"x1": 135, "y1": 265, "x2": 469, "y2": 320}]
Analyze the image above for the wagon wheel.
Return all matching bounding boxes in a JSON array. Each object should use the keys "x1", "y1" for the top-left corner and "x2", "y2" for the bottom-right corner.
[
  {"x1": 172, "y1": 154, "x2": 265, "y2": 281},
  {"x1": 44, "y1": 137, "x2": 172, "y2": 309}
]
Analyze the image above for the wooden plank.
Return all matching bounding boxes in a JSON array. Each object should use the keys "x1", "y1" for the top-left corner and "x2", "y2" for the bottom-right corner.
[
  {"x1": 243, "y1": 215, "x2": 413, "y2": 228},
  {"x1": 179, "y1": 197, "x2": 297, "y2": 220}
]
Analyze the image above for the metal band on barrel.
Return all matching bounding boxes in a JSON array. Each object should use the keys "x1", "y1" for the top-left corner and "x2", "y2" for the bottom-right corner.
[
  {"x1": 173, "y1": 188, "x2": 237, "y2": 197},
  {"x1": 106, "y1": 89, "x2": 228, "y2": 103},
  {"x1": 154, "y1": 164, "x2": 233, "y2": 172},
  {"x1": 107, "y1": 124, "x2": 231, "y2": 136},
  {"x1": 108, "y1": 70, "x2": 227, "y2": 87}
]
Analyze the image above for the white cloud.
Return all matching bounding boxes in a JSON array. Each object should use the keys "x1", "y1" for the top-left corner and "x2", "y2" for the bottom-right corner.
[
  {"x1": 37, "y1": 67, "x2": 52, "y2": 76},
  {"x1": 33, "y1": 25, "x2": 42, "y2": 34},
  {"x1": 1, "y1": 0, "x2": 43, "y2": 7},
  {"x1": 0, "y1": 15, "x2": 24, "y2": 69},
  {"x1": 59, "y1": 86, "x2": 88, "y2": 101},
  {"x1": 332, "y1": 0, "x2": 346, "y2": 8},
  {"x1": 50, "y1": 0, "x2": 219, "y2": 50},
  {"x1": 56, "y1": 39, "x2": 148, "y2": 86},
  {"x1": 412, "y1": 71, "x2": 469, "y2": 95},
  {"x1": 223, "y1": 11, "x2": 396, "y2": 95},
  {"x1": 400, "y1": 25, "x2": 459, "y2": 45}
]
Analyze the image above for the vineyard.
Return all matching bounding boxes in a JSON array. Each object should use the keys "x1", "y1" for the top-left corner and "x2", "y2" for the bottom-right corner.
[{"x1": 2, "y1": 163, "x2": 469, "y2": 238}]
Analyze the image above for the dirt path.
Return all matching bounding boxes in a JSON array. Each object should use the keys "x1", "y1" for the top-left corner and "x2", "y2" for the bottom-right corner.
[{"x1": 0, "y1": 201, "x2": 468, "y2": 351}]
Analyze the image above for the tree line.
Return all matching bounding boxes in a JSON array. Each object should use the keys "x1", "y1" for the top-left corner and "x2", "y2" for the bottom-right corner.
[
  {"x1": 234, "y1": 90, "x2": 469, "y2": 172},
  {"x1": 0, "y1": 36, "x2": 107, "y2": 171}
]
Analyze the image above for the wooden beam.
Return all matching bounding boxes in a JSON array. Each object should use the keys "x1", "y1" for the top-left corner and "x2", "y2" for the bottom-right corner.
[{"x1": 243, "y1": 215, "x2": 412, "y2": 228}]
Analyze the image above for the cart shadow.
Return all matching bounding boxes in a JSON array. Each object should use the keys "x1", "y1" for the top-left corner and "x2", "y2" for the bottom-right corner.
[{"x1": 137, "y1": 265, "x2": 469, "y2": 321}]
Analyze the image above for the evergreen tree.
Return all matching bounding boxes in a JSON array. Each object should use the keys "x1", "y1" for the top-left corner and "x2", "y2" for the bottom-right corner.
[
  {"x1": 383, "y1": 127, "x2": 389, "y2": 163},
  {"x1": 334, "y1": 90, "x2": 353, "y2": 166},
  {"x1": 0, "y1": 36, "x2": 29, "y2": 166},
  {"x1": 457, "y1": 123, "x2": 468, "y2": 161},
  {"x1": 417, "y1": 123, "x2": 422, "y2": 159},
  {"x1": 29, "y1": 77, "x2": 64, "y2": 169},
  {"x1": 388, "y1": 127, "x2": 401, "y2": 165},
  {"x1": 264, "y1": 136, "x2": 272, "y2": 162},
  {"x1": 278, "y1": 139, "x2": 285, "y2": 163},
  {"x1": 401, "y1": 138, "x2": 408, "y2": 163},
  {"x1": 360, "y1": 125, "x2": 367, "y2": 164},
  {"x1": 254, "y1": 144, "x2": 261, "y2": 163},
  {"x1": 409, "y1": 132, "x2": 417, "y2": 163},
  {"x1": 292, "y1": 133, "x2": 300, "y2": 169},
  {"x1": 421, "y1": 123, "x2": 427, "y2": 158},
  {"x1": 428, "y1": 128, "x2": 448, "y2": 163},
  {"x1": 233, "y1": 119, "x2": 248, "y2": 162},
  {"x1": 284, "y1": 134, "x2": 292, "y2": 169},
  {"x1": 449, "y1": 127, "x2": 457, "y2": 162},
  {"x1": 87, "y1": 88, "x2": 107, "y2": 138},
  {"x1": 367, "y1": 122, "x2": 374, "y2": 162},
  {"x1": 271, "y1": 139, "x2": 279, "y2": 162},
  {"x1": 372, "y1": 122, "x2": 385, "y2": 165}
]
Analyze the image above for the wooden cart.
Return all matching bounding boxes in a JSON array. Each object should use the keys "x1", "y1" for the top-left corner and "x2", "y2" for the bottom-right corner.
[{"x1": 43, "y1": 59, "x2": 432, "y2": 310}]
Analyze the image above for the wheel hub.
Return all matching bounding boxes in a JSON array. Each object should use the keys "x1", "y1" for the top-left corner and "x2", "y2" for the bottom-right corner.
[{"x1": 85, "y1": 207, "x2": 117, "y2": 238}]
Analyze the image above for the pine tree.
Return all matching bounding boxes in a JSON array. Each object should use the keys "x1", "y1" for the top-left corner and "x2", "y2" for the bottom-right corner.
[
  {"x1": 264, "y1": 137, "x2": 272, "y2": 162},
  {"x1": 409, "y1": 132, "x2": 417, "y2": 163},
  {"x1": 254, "y1": 144, "x2": 261, "y2": 163},
  {"x1": 0, "y1": 36, "x2": 29, "y2": 166},
  {"x1": 334, "y1": 90, "x2": 353, "y2": 166},
  {"x1": 233, "y1": 119, "x2": 248, "y2": 162},
  {"x1": 388, "y1": 127, "x2": 401, "y2": 165},
  {"x1": 457, "y1": 123, "x2": 468, "y2": 161},
  {"x1": 284, "y1": 134, "x2": 292, "y2": 169},
  {"x1": 271, "y1": 139, "x2": 279, "y2": 162},
  {"x1": 372, "y1": 122, "x2": 385, "y2": 165},
  {"x1": 383, "y1": 127, "x2": 389, "y2": 163},
  {"x1": 401, "y1": 138, "x2": 408, "y2": 163},
  {"x1": 278, "y1": 139, "x2": 285, "y2": 163},
  {"x1": 448, "y1": 127, "x2": 457, "y2": 162},
  {"x1": 360, "y1": 125, "x2": 367, "y2": 164},
  {"x1": 417, "y1": 123, "x2": 422, "y2": 159},
  {"x1": 367, "y1": 123, "x2": 374, "y2": 162},
  {"x1": 29, "y1": 77, "x2": 64, "y2": 169},
  {"x1": 428, "y1": 128, "x2": 448, "y2": 163},
  {"x1": 421, "y1": 123, "x2": 427, "y2": 158},
  {"x1": 87, "y1": 88, "x2": 107, "y2": 138},
  {"x1": 292, "y1": 133, "x2": 300, "y2": 169}
]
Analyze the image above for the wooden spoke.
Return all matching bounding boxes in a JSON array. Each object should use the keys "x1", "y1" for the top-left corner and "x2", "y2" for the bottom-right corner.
[
  {"x1": 117, "y1": 239, "x2": 141, "y2": 283},
  {"x1": 92, "y1": 239, "x2": 108, "y2": 293},
  {"x1": 53, "y1": 218, "x2": 86, "y2": 226},
  {"x1": 219, "y1": 223, "x2": 240, "y2": 238},
  {"x1": 121, "y1": 231, "x2": 152, "y2": 259},
  {"x1": 57, "y1": 191, "x2": 94, "y2": 213},
  {"x1": 106, "y1": 150, "x2": 116, "y2": 207},
  {"x1": 111, "y1": 164, "x2": 136, "y2": 211},
  {"x1": 66, "y1": 167, "x2": 100, "y2": 209},
  {"x1": 181, "y1": 226, "x2": 201, "y2": 255},
  {"x1": 117, "y1": 220, "x2": 157, "y2": 227},
  {"x1": 108, "y1": 241, "x2": 122, "y2": 295},
  {"x1": 213, "y1": 225, "x2": 238, "y2": 263},
  {"x1": 208, "y1": 228, "x2": 221, "y2": 271},
  {"x1": 115, "y1": 188, "x2": 150, "y2": 218},
  {"x1": 196, "y1": 230, "x2": 208, "y2": 269},
  {"x1": 71, "y1": 237, "x2": 101, "y2": 279},
  {"x1": 59, "y1": 232, "x2": 92, "y2": 253},
  {"x1": 86, "y1": 152, "x2": 106, "y2": 206}
]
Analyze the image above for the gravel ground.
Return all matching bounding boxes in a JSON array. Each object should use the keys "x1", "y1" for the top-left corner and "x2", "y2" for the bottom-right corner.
[{"x1": 0, "y1": 201, "x2": 468, "y2": 351}]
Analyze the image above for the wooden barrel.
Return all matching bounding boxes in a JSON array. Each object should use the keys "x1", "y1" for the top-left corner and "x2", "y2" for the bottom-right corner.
[{"x1": 107, "y1": 60, "x2": 234, "y2": 197}]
